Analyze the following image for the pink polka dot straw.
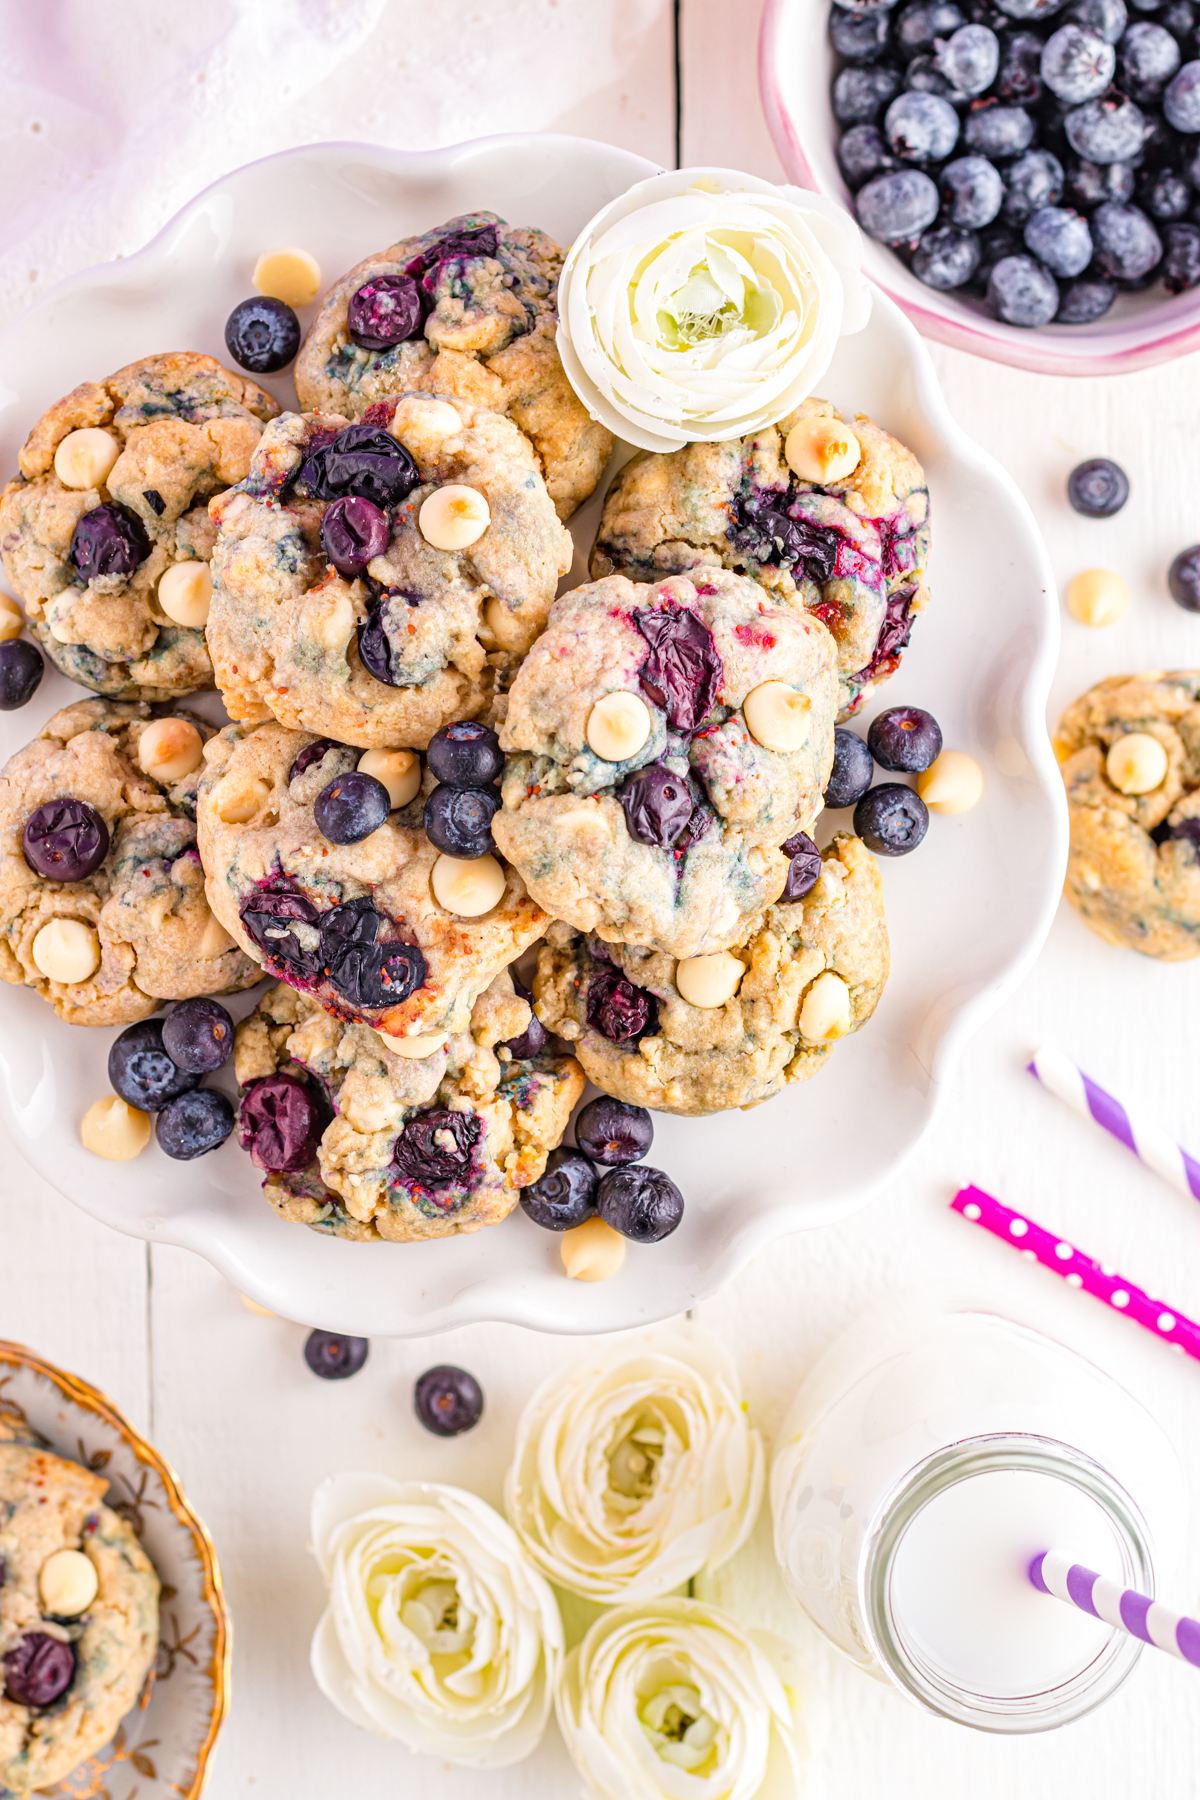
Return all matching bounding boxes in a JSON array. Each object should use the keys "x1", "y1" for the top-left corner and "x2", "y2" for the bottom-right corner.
[
  {"x1": 950, "y1": 1185, "x2": 1200, "y2": 1365},
  {"x1": 1030, "y1": 1550, "x2": 1200, "y2": 1672}
]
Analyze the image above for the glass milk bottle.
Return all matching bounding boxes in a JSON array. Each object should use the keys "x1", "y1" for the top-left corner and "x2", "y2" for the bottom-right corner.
[{"x1": 770, "y1": 1299, "x2": 1186, "y2": 1732}]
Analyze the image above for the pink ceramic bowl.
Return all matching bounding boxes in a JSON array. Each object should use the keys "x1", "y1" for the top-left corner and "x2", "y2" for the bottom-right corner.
[{"x1": 759, "y1": 0, "x2": 1200, "y2": 375}]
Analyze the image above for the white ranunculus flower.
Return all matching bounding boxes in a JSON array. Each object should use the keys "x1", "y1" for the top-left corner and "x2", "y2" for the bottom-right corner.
[
  {"x1": 557, "y1": 1599, "x2": 807, "y2": 1800},
  {"x1": 504, "y1": 1335, "x2": 764, "y2": 1602},
  {"x1": 309, "y1": 1473, "x2": 563, "y2": 1767},
  {"x1": 556, "y1": 166, "x2": 870, "y2": 453}
]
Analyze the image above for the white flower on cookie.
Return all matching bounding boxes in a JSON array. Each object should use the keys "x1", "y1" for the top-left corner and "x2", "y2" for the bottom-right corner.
[
  {"x1": 504, "y1": 1332, "x2": 764, "y2": 1602},
  {"x1": 556, "y1": 167, "x2": 870, "y2": 453},
  {"x1": 309, "y1": 1473, "x2": 562, "y2": 1767}
]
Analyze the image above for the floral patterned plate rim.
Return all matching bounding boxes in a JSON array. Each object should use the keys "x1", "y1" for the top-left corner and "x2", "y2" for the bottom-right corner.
[{"x1": 0, "y1": 1341, "x2": 229, "y2": 1800}]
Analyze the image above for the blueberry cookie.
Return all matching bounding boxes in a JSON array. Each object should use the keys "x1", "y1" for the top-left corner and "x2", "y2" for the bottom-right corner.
[
  {"x1": 0, "y1": 353, "x2": 279, "y2": 700},
  {"x1": 0, "y1": 1439, "x2": 159, "y2": 1795},
  {"x1": 197, "y1": 720, "x2": 547, "y2": 1042},
  {"x1": 1056, "y1": 671, "x2": 1200, "y2": 961},
  {"x1": 590, "y1": 398, "x2": 931, "y2": 718},
  {"x1": 233, "y1": 973, "x2": 584, "y2": 1241},
  {"x1": 492, "y1": 569, "x2": 839, "y2": 959},
  {"x1": 206, "y1": 393, "x2": 573, "y2": 750},
  {"x1": 294, "y1": 212, "x2": 613, "y2": 520},
  {"x1": 533, "y1": 833, "x2": 888, "y2": 1114},
  {"x1": 0, "y1": 699, "x2": 259, "y2": 1026}
]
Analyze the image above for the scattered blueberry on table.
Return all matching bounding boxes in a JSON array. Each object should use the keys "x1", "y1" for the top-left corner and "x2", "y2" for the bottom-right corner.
[
  {"x1": 109, "y1": 1020, "x2": 198, "y2": 1112},
  {"x1": 414, "y1": 1365, "x2": 484, "y2": 1435},
  {"x1": 0, "y1": 639, "x2": 43, "y2": 711},
  {"x1": 824, "y1": 727, "x2": 876, "y2": 807},
  {"x1": 520, "y1": 1149, "x2": 600, "y2": 1230},
  {"x1": 855, "y1": 782, "x2": 932, "y2": 855},
  {"x1": 224, "y1": 296, "x2": 302, "y2": 374},
  {"x1": 161, "y1": 998, "x2": 235, "y2": 1075},
  {"x1": 1067, "y1": 455, "x2": 1129, "y2": 514},
  {"x1": 596, "y1": 1166, "x2": 685, "y2": 1243},
  {"x1": 574, "y1": 1097, "x2": 654, "y2": 1166},
  {"x1": 868, "y1": 704, "x2": 944, "y2": 772},
  {"x1": 156, "y1": 1088, "x2": 235, "y2": 1161},
  {"x1": 305, "y1": 1330, "x2": 370, "y2": 1380},
  {"x1": 1168, "y1": 542, "x2": 1200, "y2": 608}
]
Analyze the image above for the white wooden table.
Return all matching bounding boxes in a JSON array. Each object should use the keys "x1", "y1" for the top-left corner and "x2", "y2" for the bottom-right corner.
[{"x1": 5, "y1": 2, "x2": 1200, "y2": 1793}]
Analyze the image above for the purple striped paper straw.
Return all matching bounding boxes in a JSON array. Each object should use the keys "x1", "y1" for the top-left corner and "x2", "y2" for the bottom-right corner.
[
  {"x1": 1027, "y1": 1043, "x2": 1200, "y2": 1203},
  {"x1": 951, "y1": 1184, "x2": 1200, "y2": 1365},
  {"x1": 1030, "y1": 1550, "x2": 1200, "y2": 1670}
]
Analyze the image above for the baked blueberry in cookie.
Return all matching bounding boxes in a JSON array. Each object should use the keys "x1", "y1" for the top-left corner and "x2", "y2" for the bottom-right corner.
[
  {"x1": 232, "y1": 973, "x2": 584, "y2": 1242},
  {"x1": 294, "y1": 212, "x2": 614, "y2": 520},
  {"x1": 1057, "y1": 670, "x2": 1200, "y2": 960},
  {"x1": 492, "y1": 568, "x2": 839, "y2": 959},
  {"x1": 590, "y1": 398, "x2": 931, "y2": 718},
  {"x1": 0, "y1": 353, "x2": 279, "y2": 700},
  {"x1": 0, "y1": 700, "x2": 260, "y2": 1026},
  {"x1": 196, "y1": 719, "x2": 547, "y2": 1042},
  {"x1": 533, "y1": 832, "x2": 889, "y2": 1115},
  {"x1": 206, "y1": 393, "x2": 573, "y2": 749}
]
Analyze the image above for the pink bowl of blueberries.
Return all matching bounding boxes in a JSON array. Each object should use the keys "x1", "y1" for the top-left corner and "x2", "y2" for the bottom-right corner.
[{"x1": 760, "y1": 0, "x2": 1200, "y2": 372}]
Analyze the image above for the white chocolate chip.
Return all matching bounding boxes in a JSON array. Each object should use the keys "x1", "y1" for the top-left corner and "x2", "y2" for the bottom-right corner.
[
  {"x1": 418, "y1": 484, "x2": 491, "y2": 550},
  {"x1": 1106, "y1": 732, "x2": 1168, "y2": 795},
  {"x1": 317, "y1": 589, "x2": 356, "y2": 652},
  {"x1": 137, "y1": 717, "x2": 204, "y2": 784},
  {"x1": 0, "y1": 595, "x2": 24, "y2": 641},
  {"x1": 376, "y1": 1028, "x2": 448, "y2": 1059},
  {"x1": 743, "y1": 681, "x2": 812, "y2": 751},
  {"x1": 53, "y1": 428, "x2": 121, "y2": 491},
  {"x1": 253, "y1": 246, "x2": 322, "y2": 307},
  {"x1": 799, "y1": 970, "x2": 852, "y2": 1043},
  {"x1": 39, "y1": 1549, "x2": 98, "y2": 1617},
  {"x1": 1066, "y1": 568, "x2": 1129, "y2": 628},
  {"x1": 157, "y1": 561, "x2": 212, "y2": 628},
  {"x1": 561, "y1": 1216, "x2": 627, "y2": 1281},
  {"x1": 675, "y1": 950, "x2": 745, "y2": 1008},
  {"x1": 784, "y1": 416, "x2": 861, "y2": 484},
  {"x1": 484, "y1": 597, "x2": 527, "y2": 652},
  {"x1": 80, "y1": 1095, "x2": 151, "y2": 1161},
  {"x1": 213, "y1": 775, "x2": 272, "y2": 824},
  {"x1": 431, "y1": 853, "x2": 506, "y2": 917},
  {"x1": 917, "y1": 749, "x2": 984, "y2": 815},
  {"x1": 199, "y1": 912, "x2": 236, "y2": 959},
  {"x1": 357, "y1": 748, "x2": 421, "y2": 809},
  {"x1": 49, "y1": 617, "x2": 76, "y2": 643},
  {"x1": 33, "y1": 919, "x2": 100, "y2": 984},
  {"x1": 389, "y1": 397, "x2": 463, "y2": 456},
  {"x1": 585, "y1": 690, "x2": 652, "y2": 762}
]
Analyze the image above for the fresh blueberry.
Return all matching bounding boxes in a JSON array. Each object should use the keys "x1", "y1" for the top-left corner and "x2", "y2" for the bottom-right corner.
[
  {"x1": 1168, "y1": 543, "x2": 1200, "y2": 608},
  {"x1": 618, "y1": 764, "x2": 696, "y2": 849},
  {"x1": 885, "y1": 89, "x2": 962, "y2": 157},
  {"x1": 937, "y1": 22, "x2": 1001, "y2": 90},
  {"x1": 0, "y1": 640, "x2": 43, "y2": 711},
  {"x1": 520, "y1": 1148, "x2": 599, "y2": 1230},
  {"x1": 319, "y1": 897, "x2": 426, "y2": 1012},
  {"x1": 162, "y1": 998, "x2": 234, "y2": 1074},
  {"x1": 223, "y1": 296, "x2": 301, "y2": 374},
  {"x1": 1121, "y1": 18, "x2": 1183, "y2": 88},
  {"x1": 839, "y1": 123, "x2": 899, "y2": 187},
  {"x1": 940, "y1": 155, "x2": 1005, "y2": 224},
  {"x1": 304, "y1": 1330, "x2": 369, "y2": 1380},
  {"x1": 1138, "y1": 164, "x2": 1191, "y2": 215},
  {"x1": 502, "y1": 976, "x2": 548, "y2": 1060},
  {"x1": 868, "y1": 704, "x2": 944, "y2": 771},
  {"x1": 414, "y1": 1365, "x2": 483, "y2": 1436},
  {"x1": 856, "y1": 168, "x2": 942, "y2": 242},
  {"x1": 1041, "y1": 23, "x2": 1117, "y2": 97},
  {"x1": 831, "y1": 5, "x2": 894, "y2": 56},
  {"x1": 1057, "y1": 275, "x2": 1120, "y2": 316},
  {"x1": 597, "y1": 1165, "x2": 684, "y2": 1243},
  {"x1": 1065, "y1": 156, "x2": 1136, "y2": 205},
  {"x1": 288, "y1": 738, "x2": 345, "y2": 784},
  {"x1": 426, "y1": 720, "x2": 503, "y2": 788},
  {"x1": 905, "y1": 51, "x2": 968, "y2": 97},
  {"x1": 300, "y1": 423, "x2": 420, "y2": 509},
  {"x1": 997, "y1": 29, "x2": 1046, "y2": 100},
  {"x1": 1024, "y1": 204, "x2": 1094, "y2": 272},
  {"x1": 240, "y1": 885, "x2": 323, "y2": 982},
  {"x1": 315, "y1": 771, "x2": 391, "y2": 844},
  {"x1": 824, "y1": 726, "x2": 876, "y2": 806},
  {"x1": 1067, "y1": 457, "x2": 1130, "y2": 515},
  {"x1": 913, "y1": 224, "x2": 982, "y2": 285},
  {"x1": 575, "y1": 1095, "x2": 653, "y2": 1166},
  {"x1": 423, "y1": 783, "x2": 500, "y2": 857},
  {"x1": 1066, "y1": 0, "x2": 1128, "y2": 38},
  {"x1": 1163, "y1": 218, "x2": 1200, "y2": 285},
  {"x1": 895, "y1": 1, "x2": 966, "y2": 54},
  {"x1": 69, "y1": 504, "x2": 150, "y2": 582},
  {"x1": 835, "y1": 65, "x2": 904, "y2": 123},
  {"x1": 833, "y1": 0, "x2": 901, "y2": 12},
  {"x1": 22, "y1": 799, "x2": 109, "y2": 881},
  {"x1": 634, "y1": 606, "x2": 722, "y2": 732},
  {"x1": 239, "y1": 1074, "x2": 325, "y2": 1172},
  {"x1": 854, "y1": 783, "x2": 932, "y2": 853},
  {"x1": 781, "y1": 831, "x2": 824, "y2": 900},
  {"x1": 987, "y1": 252, "x2": 1061, "y2": 321},
  {"x1": 971, "y1": 224, "x2": 1024, "y2": 288},
  {"x1": 1004, "y1": 150, "x2": 1067, "y2": 224},
  {"x1": 1091, "y1": 200, "x2": 1164, "y2": 275},
  {"x1": 1065, "y1": 93, "x2": 1147, "y2": 159},
  {"x1": 587, "y1": 965, "x2": 658, "y2": 1044},
  {"x1": 346, "y1": 275, "x2": 424, "y2": 350},
  {"x1": 1162, "y1": 0, "x2": 1197, "y2": 37},
  {"x1": 1166, "y1": 58, "x2": 1200, "y2": 126},
  {"x1": 3, "y1": 1634, "x2": 75, "y2": 1707},
  {"x1": 321, "y1": 495, "x2": 390, "y2": 577},
  {"x1": 156, "y1": 1088, "x2": 234, "y2": 1159},
  {"x1": 108, "y1": 1019, "x2": 197, "y2": 1111},
  {"x1": 963, "y1": 101, "x2": 1037, "y2": 158},
  {"x1": 995, "y1": 0, "x2": 1069, "y2": 13},
  {"x1": 392, "y1": 1107, "x2": 480, "y2": 1188}
]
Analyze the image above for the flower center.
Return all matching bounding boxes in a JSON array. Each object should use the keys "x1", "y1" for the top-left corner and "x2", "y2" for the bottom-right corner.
[
  {"x1": 639, "y1": 1682, "x2": 719, "y2": 1772},
  {"x1": 606, "y1": 1415, "x2": 666, "y2": 1500},
  {"x1": 659, "y1": 267, "x2": 742, "y2": 348},
  {"x1": 399, "y1": 1578, "x2": 474, "y2": 1654}
]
